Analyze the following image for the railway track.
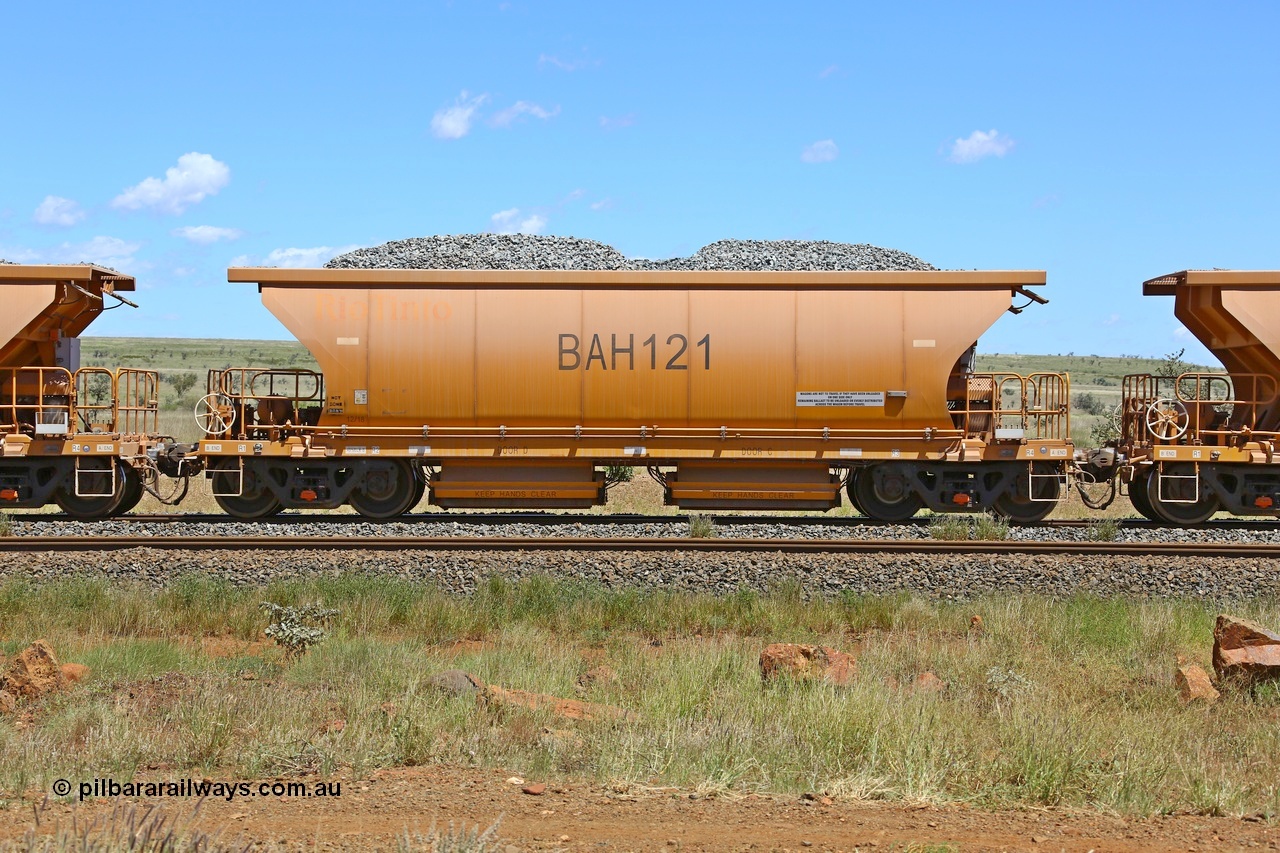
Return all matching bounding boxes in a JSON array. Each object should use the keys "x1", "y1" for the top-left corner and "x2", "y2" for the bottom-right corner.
[
  {"x1": 10, "y1": 511, "x2": 1280, "y2": 532},
  {"x1": 3, "y1": 535, "x2": 1279, "y2": 558}
]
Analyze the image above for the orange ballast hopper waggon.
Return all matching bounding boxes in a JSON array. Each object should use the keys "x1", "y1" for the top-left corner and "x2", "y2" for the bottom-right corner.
[
  {"x1": 1112, "y1": 270, "x2": 1280, "y2": 523},
  {"x1": 203, "y1": 267, "x2": 1070, "y2": 521},
  {"x1": 0, "y1": 265, "x2": 186, "y2": 516}
]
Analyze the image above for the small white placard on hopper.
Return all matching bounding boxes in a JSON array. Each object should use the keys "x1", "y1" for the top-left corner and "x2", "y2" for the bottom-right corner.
[{"x1": 796, "y1": 391, "x2": 885, "y2": 408}]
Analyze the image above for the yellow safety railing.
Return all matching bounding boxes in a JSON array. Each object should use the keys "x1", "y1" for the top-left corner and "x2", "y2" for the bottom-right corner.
[
  {"x1": 0, "y1": 367, "x2": 73, "y2": 437},
  {"x1": 951, "y1": 372, "x2": 1070, "y2": 441}
]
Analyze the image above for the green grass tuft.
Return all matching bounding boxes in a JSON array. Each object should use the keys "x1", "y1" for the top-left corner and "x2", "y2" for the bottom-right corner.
[
  {"x1": 687, "y1": 513, "x2": 718, "y2": 538},
  {"x1": 1088, "y1": 518, "x2": 1121, "y2": 541},
  {"x1": 928, "y1": 512, "x2": 1009, "y2": 541}
]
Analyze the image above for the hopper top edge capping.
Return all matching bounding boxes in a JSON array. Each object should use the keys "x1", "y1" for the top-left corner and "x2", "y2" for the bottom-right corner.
[
  {"x1": 228, "y1": 267, "x2": 1047, "y2": 289},
  {"x1": 1144, "y1": 270, "x2": 1280, "y2": 295},
  {"x1": 0, "y1": 264, "x2": 136, "y2": 291}
]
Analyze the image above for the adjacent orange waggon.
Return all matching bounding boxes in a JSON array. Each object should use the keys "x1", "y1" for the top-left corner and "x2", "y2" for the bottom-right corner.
[
  {"x1": 0, "y1": 264, "x2": 187, "y2": 517},
  {"x1": 1105, "y1": 270, "x2": 1280, "y2": 524},
  {"x1": 199, "y1": 267, "x2": 1071, "y2": 521}
]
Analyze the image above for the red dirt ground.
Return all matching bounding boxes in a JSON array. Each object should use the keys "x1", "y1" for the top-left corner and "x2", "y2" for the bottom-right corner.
[{"x1": 1, "y1": 766, "x2": 1276, "y2": 852}]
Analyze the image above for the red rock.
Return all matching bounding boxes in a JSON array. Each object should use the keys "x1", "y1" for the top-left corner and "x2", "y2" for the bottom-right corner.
[
  {"x1": 483, "y1": 685, "x2": 634, "y2": 722},
  {"x1": 1212, "y1": 615, "x2": 1280, "y2": 686},
  {"x1": 325, "y1": 719, "x2": 346, "y2": 733},
  {"x1": 759, "y1": 643, "x2": 856, "y2": 686},
  {"x1": 1174, "y1": 664, "x2": 1220, "y2": 704},
  {"x1": 1, "y1": 641, "x2": 66, "y2": 700},
  {"x1": 0, "y1": 691, "x2": 15, "y2": 716},
  {"x1": 60, "y1": 663, "x2": 90, "y2": 684},
  {"x1": 521, "y1": 783, "x2": 546, "y2": 796},
  {"x1": 969, "y1": 615, "x2": 985, "y2": 635}
]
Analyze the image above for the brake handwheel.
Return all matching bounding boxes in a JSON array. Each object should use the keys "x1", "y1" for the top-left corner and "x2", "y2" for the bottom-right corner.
[
  {"x1": 195, "y1": 393, "x2": 234, "y2": 436},
  {"x1": 1145, "y1": 398, "x2": 1189, "y2": 440}
]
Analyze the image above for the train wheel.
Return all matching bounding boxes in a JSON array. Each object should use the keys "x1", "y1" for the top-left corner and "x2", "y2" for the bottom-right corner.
[
  {"x1": 212, "y1": 461, "x2": 283, "y2": 519},
  {"x1": 852, "y1": 464, "x2": 923, "y2": 522},
  {"x1": 844, "y1": 471, "x2": 865, "y2": 515},
  {"x1": 993, "y1": 464, "x2": 1060, "y2": 524},
  {"x1": 1127, "y1": 468, "x2": 1160, "y2": 521},
  {"x1": 349, "y1": 460, "x2": 418, "y2": 519},
  {"x1": 55, "y1": 460, "x2": 127, "y2": 519},
  {"x1": 1144, "y1": 464, "x2": 1218, "y2": 525},
  {"x1": 409, "y1": 470, "x2": 427, "y2": 512},
  {"x1": 115, "y1": 467, "x2": 146, "y2": 514}
]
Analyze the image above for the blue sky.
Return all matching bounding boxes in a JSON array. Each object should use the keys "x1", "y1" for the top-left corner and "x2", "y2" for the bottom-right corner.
[{"x1": 2, "y1": 1, "x2": 1276, "y2": 364}]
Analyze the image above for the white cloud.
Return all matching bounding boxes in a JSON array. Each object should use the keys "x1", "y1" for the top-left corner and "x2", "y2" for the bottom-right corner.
[
  {"x1": 599, "y1": 114, "x2": 635, "y2": 131},
  {"x1": 818, "y1": 64, "x2": 839, "y2": 79},
  {"x1": 49, "y1": 236, "x2": 143, "y2": 269},
  {"x1": 0, "y1": 244, "x2": 41, "y2": 263},
  {"x1": 2, "y1": 236, "x2": 141, "y2": 268},
  {"x1": 948, "y1": 129, "x2": 1015, "y2": 164},
  {"x1": 431, "y1": 91, "x2": 489, "y2": 140},
  {"x1": 538, "y1": 53, "x2": 595, "y2": 72},
  {"x1": 258, "y1": 245, "x2": 360, "y2": 268},
  {"x1": 801, "y1": 139, "x2": 839, "y2": 164},
  {"x1": 229, "y1": 245, "x2": 359, "y2": 268},
  {"x1": 589, "y1": 198, "x2": 613, "y2": 212},
  {"x1": 112, "y1": 152, "x2": 230, "y2": 215},
  {"x1": 172, "y1": 225, "x2": 243, "y2": 244},
  {"x1": 490, "y1": 100, "x2": 560, "y2": 128},
  {"x1": 34, "y1": 195, "x2": 85, "y2": 226},
  {"x1": 490, "y1": 208, "x2": 547, "y2": 235}
]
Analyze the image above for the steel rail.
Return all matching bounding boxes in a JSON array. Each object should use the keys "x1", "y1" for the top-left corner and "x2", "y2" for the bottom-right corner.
[
  {"x1": 9, "y1": 511, "x2": 1280, "y2": 531},
  {"x1": 2, "y1": 535, "x2": 1279, "y2": 558}
]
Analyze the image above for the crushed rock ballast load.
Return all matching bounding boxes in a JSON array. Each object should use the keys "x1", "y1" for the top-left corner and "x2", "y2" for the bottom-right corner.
[{"x1": 324, "y1": 235, "x2": 937, "y2": 272}]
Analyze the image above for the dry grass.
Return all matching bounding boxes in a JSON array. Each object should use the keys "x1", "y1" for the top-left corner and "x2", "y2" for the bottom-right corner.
[{"x1": 1, "y1": 575, "x2": 1278, "y2": 817}]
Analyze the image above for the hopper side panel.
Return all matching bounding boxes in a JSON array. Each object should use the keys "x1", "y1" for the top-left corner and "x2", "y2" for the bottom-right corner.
[
  {"x1": 581, "y1": 290, "x2": 690, "y2": 424},
  {"x1": 261, "y1": 288, "x2": 369, "y2": 425},
  {"x1": 0, "y1": 283, "x2": 60, "y2": 367},
  {"x1": 687, "y1": 291, "x2": 794, "y2": 426},
  {"x1": 901, "y1": 289, "x2": 1010, "y2": 429},
  {"x1": 365, "y1": 289, "x2": 477, "y2": 424},
  {"x1": 795, "y1": 291, "x2": 905, "y2": 428},
  {"x1": 1175, "y1": 288, "x2": 1250, "y2": 371},
  {"x1": 475, "y1": 290, "x2": 582, "y2": 424},
  {"x1": 1216, "y1": 289, "x2": 1280, "y2": 377},
  {"x1": 0, "y1": 282, "x2": 106, "y2": 368}
]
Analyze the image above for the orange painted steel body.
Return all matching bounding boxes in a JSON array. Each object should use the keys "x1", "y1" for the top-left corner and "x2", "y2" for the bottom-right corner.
[
  {"x1": 0, "y1": 265, "x2": 165, "y2": 516},
  {"x1": 1116, "y1": 271, "x2": 1280, "y2": 521},
  {"x1": 1126, "y1": 270, "x2": 1280, "y2": 458},
  {"x1": 233, "y1": 268, "x2": 1042, "y2": 435},
  {"x1": 0, "y1": 265, "x2": 135, "y2": 368},
  {"x1": 212, "y1": 267, "x2": 1068, "y2": 514},
  {"x1": 1144, "y1": 270, "x2": 1280, "y2": 434}
]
